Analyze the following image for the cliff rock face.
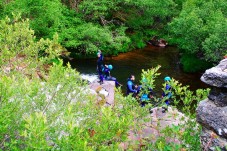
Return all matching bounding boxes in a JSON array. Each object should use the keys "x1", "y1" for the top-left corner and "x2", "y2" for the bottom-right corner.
[{"x1": 197, "y1": 59, "x2": 227, "y2": 151}]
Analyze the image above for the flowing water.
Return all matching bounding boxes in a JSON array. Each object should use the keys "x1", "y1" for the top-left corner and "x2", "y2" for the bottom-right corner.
[{"x1": 68, "y1": 45, "x2": 209, "y2": 96}]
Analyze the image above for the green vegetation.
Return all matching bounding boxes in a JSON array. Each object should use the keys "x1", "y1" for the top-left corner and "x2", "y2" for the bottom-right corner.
[
  {"x1": 0, "y1": 0, "x2": 225, "y2": 148},
  {"x1": 169, "y1": 0, "x2": 227, "y2": 62},
  {"x1": 0, "y1": 0, "x2": 176, "y2": 56},
  {"x1": 1, "y1": 0, "x2": 226, "y2": 66},
  {"x1": 180, "y1": 54, "x2": 213, "y2": 72},
  {"x1": 0, "y1": 15, "x2": 212, "y2": 150}
]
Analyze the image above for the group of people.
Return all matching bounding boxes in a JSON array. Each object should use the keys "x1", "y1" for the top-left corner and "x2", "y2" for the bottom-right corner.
[
  {"x1": 96, "y1": 50, "x2": 121, "y2": 87},
  {"x1": 126, "y1": 74, "x2": 172, "y2": 110},
  {"x1": 97, "y1": 50, "x2": 172, "y2": 111},
  {"x1": 126, "y1": 75, "x2": 154, "y2": 106}
]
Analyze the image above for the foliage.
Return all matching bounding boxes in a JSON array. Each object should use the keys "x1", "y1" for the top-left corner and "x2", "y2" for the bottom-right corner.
[
  {"x1": 168, "y1": 0, "x2": 227, "y2": 62},
  {"x1": 0, "y1": 60, "x2": 148, "y2": 150},
  {"x1": 129, "y1": 32, "x2": 146, "y2": 49},
  {"x1": 163, "y1": 78, "x2": 210, "y2": 116},
  {"x1": 0, "y1": 59, "x2": 210, "y2": 150},
  {"x1": 127, "y1": 66, "x2": 209, "y2": 150},
  {"x1": 1, "y1": 0, "x2": 226, "y2": 63},
  {"x1": 180, "y1": 54, "x2": 213, "y2": 72},
  {"x1": 139, "y1": 65, "x2": 161, "y2": 96},
  {"x1": 0, "y1": 0, "x2": 181, "y2": 56},
  {"x1": 146, "y1": 120, "x2": 202, "y2": 150},
  {"x1": 0, "y1": 3, "x2": 216, "y2": 151},
  {"x1": 0, "y1": 15, "x2": 143, "y2": 150},
  {"x1": 63, "y1": 0, "x2": 178, "y2": 53},
  {"x1": 60, "y1": 22, "x2": 131, "y2": 55},
  {"x1": 1, "y1": 0, "x2": 65, "y2": 39},
  {"x1": 0, "y1": 17, "x2": 141, "y2": 148},
  {"x1": 0, "y1": 0, "x2": 131, "y2": 55},
  {"x1": 202, "y1": 10, "x2": 227, "y2": 62},
  {"x1": 138, "y1": 65, "x2": 209, "y2": 116},
  {"x1": 0, "y1": 15, "x2": 64, "y2": 74}
]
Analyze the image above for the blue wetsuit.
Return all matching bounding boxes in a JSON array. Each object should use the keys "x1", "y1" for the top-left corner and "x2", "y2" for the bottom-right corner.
[
  {"x1": 126, "y1": 79, "x2": 137, "y2": 95},
  {"x1": 137, "y1": 86, "x2": 153, "y2": 106},
  {"x1": 162, "y1": 84, "x2": 172, "y2": 105},
  {"x1": 103, "y1": 67, "x2": 120, "y2": 87},
  {"x1": 97, "y1": 56, "x2": 104, "y2": 82}
]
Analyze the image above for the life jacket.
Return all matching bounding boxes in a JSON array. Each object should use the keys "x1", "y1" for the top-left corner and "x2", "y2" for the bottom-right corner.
[
  {"x1": 100, "y1": 54, "x2": 104, "y2": 61},
  {"x1": 126, "y1": 78, "x2": 136, "y2": 95},
  {"x1": 162, "y1": 84, "x2": 172, "y2": 99},
  {"x1": 103, "y1": 67, "x2": 110, "y2": 78},
  {"x1": 138, "y1": 86, "x2": 153, "y2": 101},
  {"x1": 97, "y1": 57, "x2": 104, "y2": 72},
  {"x1": 141, "y1": 94, "x2": 149, "y2": 101}
]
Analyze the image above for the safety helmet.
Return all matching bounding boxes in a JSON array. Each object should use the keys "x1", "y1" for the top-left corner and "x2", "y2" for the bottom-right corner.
[
  {"x1": 164, "y1": 76, "x2": 171, "y2": 82},
  {"x1": 108, "y1": 65, "x2": 113, "y2": 70}
]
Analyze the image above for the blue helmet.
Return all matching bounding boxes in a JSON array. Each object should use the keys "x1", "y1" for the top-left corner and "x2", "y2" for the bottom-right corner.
[
  {"x1": 108, "y1": 65, "x2": 113, "y2": 70},
  {"x1": 164, "y1": 76, "x2": 171, "y2": 82}
]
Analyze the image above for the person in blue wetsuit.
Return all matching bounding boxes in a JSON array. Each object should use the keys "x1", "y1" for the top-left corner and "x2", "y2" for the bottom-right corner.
[
  {"x1": 103, "y1": 64, "x2": 121, "y2": 87},
  {"x1": 162, "y1": 76, "x2": 172, "y2": 105},
  {"x1": 98, "y1": 50, "x2": 104, "y2": 61},
  {"x1": 140, "y1": 88, "x2": 153, "y2": 107},
  {"x1": 161, "y1": 76, "x2": 172, "y2": 112},
  {"x1": 137, "y1": 79, "x2": 154, "y2": 107},
  {"x1": 97, "y1": 51, "x2": 104, "y2": 84},
  {"x1": 126, "y1": 75, "x2": 138, "y2": 96}
]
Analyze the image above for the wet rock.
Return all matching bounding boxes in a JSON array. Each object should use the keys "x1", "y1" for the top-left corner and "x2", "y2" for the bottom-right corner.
[
  {"x1": 197, "y1": 59, "x2": 227, "y2": 150},
  {"x1": 201, "y1": 59, "x2": 227, "y2": 88}
]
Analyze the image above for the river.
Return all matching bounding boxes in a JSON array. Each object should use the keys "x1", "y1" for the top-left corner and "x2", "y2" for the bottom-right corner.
[{"x1": 68, "y1": 45, "x2": 209, "y2": 96}]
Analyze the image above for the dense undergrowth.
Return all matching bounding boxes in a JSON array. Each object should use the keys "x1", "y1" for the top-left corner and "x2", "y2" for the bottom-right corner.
[{"x1": 0, "y1": 15, "x2": 212, "y2": 150}]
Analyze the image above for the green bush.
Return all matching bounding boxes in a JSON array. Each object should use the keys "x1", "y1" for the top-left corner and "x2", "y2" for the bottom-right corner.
[
  {"x1": 169, "y1": 0, "x2": 227, "y2": 62},
  {"x1": 129, "y1": 32, "x2": 146, "y2": 49},
  {"x1": 180, "y1": 54, "x2": 213, "y2": 72},
  {"x1": 0, "y1": 15, "x2": 211, "y2": 150}
]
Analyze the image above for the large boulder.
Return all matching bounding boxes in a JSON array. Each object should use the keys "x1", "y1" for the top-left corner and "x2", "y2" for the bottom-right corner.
[
  {"x1": 208, "y1": 87, "x2": 227, "y2": 107},
  {"x1": 200, "y1": 128, "x2": 227, "y2": 151},
  {"x1": 197, "y1": 99, "x2": 227, "y2": 138},
  {"x1": 201, "y1": 59, "x2": 227, "y2": 88},
  {"x1": 197, "y1": 59, "x2": 227, "y2": 150}
]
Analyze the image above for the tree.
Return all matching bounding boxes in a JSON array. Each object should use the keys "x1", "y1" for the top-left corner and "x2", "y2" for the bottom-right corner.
[
  {"x1": 2, "y1": 0, "x2": 65, "y2": 39},
  {"x1": 0, "y1": 15, "x2": 64, "y2": 75},
  {"x1": 61, "y1": 0, "x2": 179, "y2": 53},
  {"x1": 169, "y1": 0, "x2": 227, "y2": 62},
  {"x1": 202, "y1": 10, "x2": 227, "y2": 62},
  {"x1": 0, "y1": 0, "x2": 183, "y2": 56}
]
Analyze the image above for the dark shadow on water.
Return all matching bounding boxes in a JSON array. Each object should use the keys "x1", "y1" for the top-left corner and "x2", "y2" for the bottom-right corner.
[{"x1": 67, "y1": 45, "x2": 209, "y2": 96}]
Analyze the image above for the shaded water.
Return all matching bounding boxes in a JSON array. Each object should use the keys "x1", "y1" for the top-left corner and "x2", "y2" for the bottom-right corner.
[{"x1": 68, "y1": 45, "x2": 209, "y2": 96}]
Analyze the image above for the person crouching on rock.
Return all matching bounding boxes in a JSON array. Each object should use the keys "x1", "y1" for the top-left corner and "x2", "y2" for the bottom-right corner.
[{"x1": 102, "y1": 64, "x2": 122, "y2": 87}]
